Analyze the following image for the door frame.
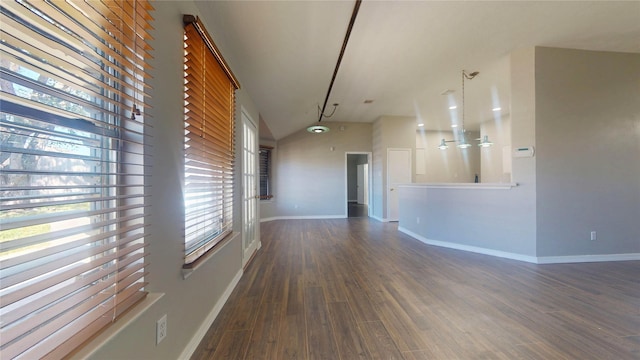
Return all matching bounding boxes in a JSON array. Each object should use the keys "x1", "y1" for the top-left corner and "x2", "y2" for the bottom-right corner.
[
  {"x1": 241, "y1": 107, "x2": 260, "y2": 268},
  {"x1": 345, "y1": 152, "x2": 372, "y2": 217}
]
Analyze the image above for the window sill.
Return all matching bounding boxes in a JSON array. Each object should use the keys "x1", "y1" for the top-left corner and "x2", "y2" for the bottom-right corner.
[{"x1": 182, "y1": 231, "x2": 239, "y2": 279}]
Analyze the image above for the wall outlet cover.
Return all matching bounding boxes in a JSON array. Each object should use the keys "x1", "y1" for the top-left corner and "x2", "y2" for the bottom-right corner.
[{"x1": 157, "y1": 315, "x2": 167, "y2": 345}]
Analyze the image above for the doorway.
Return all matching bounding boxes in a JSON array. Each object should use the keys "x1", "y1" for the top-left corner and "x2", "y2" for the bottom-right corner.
[
  {"x1": 346, "y1": 153, "x2": 371, "y2": 218},
  {"x1": 242, "y1": 109, "x2": 260, "y2": 267}
]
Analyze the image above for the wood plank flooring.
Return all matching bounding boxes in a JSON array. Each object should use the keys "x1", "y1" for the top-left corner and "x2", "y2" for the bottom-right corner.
[{"x1": 191, "y1": 219, "x2": 640, "y2": 360}]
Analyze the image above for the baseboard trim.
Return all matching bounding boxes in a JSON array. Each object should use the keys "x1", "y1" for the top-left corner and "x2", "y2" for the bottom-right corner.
[
  {"x1": 537, "y1": 253, "x2": 640, "y2": 264},
  {"x1": 399, "y1": 227, "x2": 640, "y2": 264},
  {"x1": 370, "y1": 215, "x2": 388, "y2": 222},
  {"x1": 260, "y1": 215, "x2": 346, "y2": 222},
  {"x1": 398, "y1": 227, "x2": 538, "y2": 263},
  {"x1": 179, "y1": 269, "x2": 243, "y2": 360}
]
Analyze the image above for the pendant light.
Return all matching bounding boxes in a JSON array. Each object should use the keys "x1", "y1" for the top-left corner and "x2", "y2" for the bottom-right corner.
[
  {"x1": 306, "y1": 103, "x2": 338, "y2": 133},
  {"x1": 457, "y1": 137, "x2": 472, "y2": 148},
  {"x1": 307, "y1": 125, "x2": 330, "y2": 133},
  {"x1": 478, "y1": 135, "x2": 494, "y2": 147}
]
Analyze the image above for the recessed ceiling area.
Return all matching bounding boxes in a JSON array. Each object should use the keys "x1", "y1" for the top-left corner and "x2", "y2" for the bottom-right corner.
[{"x1": 195, "y1": 1, "x2": 640, "y2": 140}]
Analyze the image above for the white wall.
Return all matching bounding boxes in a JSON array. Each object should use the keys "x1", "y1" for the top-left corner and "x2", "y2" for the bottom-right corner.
[
  {"x1": 535, "y1": 47, "x2": 640, "y2": 256},
  {"x1": 371, "y1": 119, "x2": 384, "y2": 219},
  {"x1": 265, "y1": 121, "x2": 372, "y2": 218},
  {"x1": 76, "y1": 2, "x2": 259, "y2": 358}
]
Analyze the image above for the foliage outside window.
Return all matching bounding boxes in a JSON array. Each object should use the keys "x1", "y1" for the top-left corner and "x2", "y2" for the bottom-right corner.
[
  {"x1": 0, "y1": 0, "x2": 153, "y2": 358},
  {"x1": 183, "y1": 15, "x2": 240, "y2": 267}
]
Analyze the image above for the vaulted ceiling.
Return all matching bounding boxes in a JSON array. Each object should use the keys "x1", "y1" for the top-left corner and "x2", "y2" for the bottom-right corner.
[{"x1": 195, "y1": 1, "x2": 640, "y2": 140}]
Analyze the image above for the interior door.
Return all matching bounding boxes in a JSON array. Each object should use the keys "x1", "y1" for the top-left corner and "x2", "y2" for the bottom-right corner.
[
  {"x1": 387, "y1": 149, "x2": 411, "y2": 221},
  {"x1": 242, "y1": 112, "x2": 259, "y2": 267}
]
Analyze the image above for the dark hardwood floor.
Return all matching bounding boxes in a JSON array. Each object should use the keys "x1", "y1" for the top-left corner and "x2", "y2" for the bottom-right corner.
[{"x1": 191, "y1": 219, "x2": 640, "y2": 360}]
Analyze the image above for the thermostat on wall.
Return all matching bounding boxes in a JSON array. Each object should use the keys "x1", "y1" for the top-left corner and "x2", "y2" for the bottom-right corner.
[{"x1": 513, "y1": 146, "x2": 535, "y2": 158}]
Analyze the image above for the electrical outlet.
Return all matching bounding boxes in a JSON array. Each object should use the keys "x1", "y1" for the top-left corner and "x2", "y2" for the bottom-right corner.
[
  {"x1": 156, "y1": 314, "x2": 167, "y2": 345},
  {"x1": 416, "y1": 217, "x2": 420, "y2": 224},
  {"x1": 590, "y1": 231, "x2": 597, "y2": 241}
]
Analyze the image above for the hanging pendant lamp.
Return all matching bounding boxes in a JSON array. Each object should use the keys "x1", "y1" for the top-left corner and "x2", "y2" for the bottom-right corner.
[
  {"x1": 307, "y1": 124, "x2": 330, "y2": 133},
  {"x1": 478, "y1": 135, "x2": 494, "y2": 147},
  {"x1": 456, "y1": 135, "x2": 472, "y2": 148}
]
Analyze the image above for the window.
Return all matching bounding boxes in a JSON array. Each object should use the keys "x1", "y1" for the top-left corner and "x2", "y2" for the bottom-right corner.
[
  {"x1": 0, "y1": 0, "x2": 153, "y2": 358},
  {"x1": 259, "y1": 147, "x2": 273, "y2": 200},
  {"x1": 183, "y1": 15, "x2": 240, "y2": 267}
]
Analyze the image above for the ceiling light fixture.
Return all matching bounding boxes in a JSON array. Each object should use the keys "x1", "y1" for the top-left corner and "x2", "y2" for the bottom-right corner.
[
  {"x1": 438, "y1": 138, "x2": 458, "y2": 150},
  {"x1": 492, "y1": 107, "x2": 501, "y2": 112},
  {"x1": 449, "y1": 105, "x2": 457, "y2": 110},
  {"x1": 307, "y1": 125, "x2": 330, "y2": 133},
  {"x1": 457, "y1": 138, "x2": 472, "y2": 148},
  {"x1": 307, "y1": 102, "x2": 338, "y2": 133},
  {"x1": 478, "y1": 135, "x2": 494, "y2": 147}
]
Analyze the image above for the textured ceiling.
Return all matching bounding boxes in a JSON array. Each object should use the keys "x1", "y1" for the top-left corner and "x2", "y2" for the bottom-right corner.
[{"x1": 195, "y1": 1, "x2": 640, "y2": 140}]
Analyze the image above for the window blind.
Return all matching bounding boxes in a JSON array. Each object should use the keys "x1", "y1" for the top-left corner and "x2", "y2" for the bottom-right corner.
[
  {"x1": 0, "y1": 1, "x2": 153, "y2": 358},
  {"x1": 183, "y1": 15, "x2": 239, "y2": 267},
  {"x1": 259, "y1": 147, "x2": 273, "y2": 200}
]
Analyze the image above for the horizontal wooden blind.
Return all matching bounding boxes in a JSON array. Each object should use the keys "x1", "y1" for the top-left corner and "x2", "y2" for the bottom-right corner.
[
  {"x1": 259, "y1": 147, "x2": 273, "y2": 199},
  {"x1": 183, "y1": 16, "x2": 239, "y2": 266},
  {"x1": 0, "y1": 0, "x2": 153, "y2": 358}
]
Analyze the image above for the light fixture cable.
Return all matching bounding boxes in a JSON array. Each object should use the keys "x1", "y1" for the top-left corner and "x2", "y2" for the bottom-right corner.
[
  {"x1": 457, "y1": 70, "x2": 478, "y2": 148},
  {"x1": 317, "y1": 0, "x2": 362, "y2": 122}
]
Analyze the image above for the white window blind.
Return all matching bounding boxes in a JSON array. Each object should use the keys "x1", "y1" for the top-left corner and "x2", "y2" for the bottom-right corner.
[
  {"x1": 183, "y1": 15, "x2": 239, "y2": 267},
  {"x1": 0, "y1": 1, "x2": 153, "y2": 358}
]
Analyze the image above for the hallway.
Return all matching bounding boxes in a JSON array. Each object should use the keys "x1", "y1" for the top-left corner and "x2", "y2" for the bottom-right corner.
[{"x1": 347, "y1": 202, "x2": 368, "y2": 218}]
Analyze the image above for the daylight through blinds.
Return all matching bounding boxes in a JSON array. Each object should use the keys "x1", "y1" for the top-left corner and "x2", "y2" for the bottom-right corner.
[
  {"x1": 183, "y1": 16, "x2": 239, "y2": 266},
  {"x1": 0, "y1": 0, "x2": 153, "y2": 358}
]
